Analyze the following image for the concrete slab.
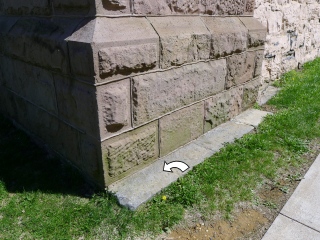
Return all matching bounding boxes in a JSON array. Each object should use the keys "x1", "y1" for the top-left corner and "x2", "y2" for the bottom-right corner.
[
  {"x1": 280, "y1": 154, "x2": 320, "y2": 232},
  {"x1": 259, "y1": 86, "x2": 280, "y2": 105},
  {"x1": 262, "y1": 214, "x2": 320, "y2": 240},
  {"x1": 232, "y1": 109, "x2": 271, "y2": 127},
  {"x1": 109, "y1": 109, "x2": 270, "y2": 210}
]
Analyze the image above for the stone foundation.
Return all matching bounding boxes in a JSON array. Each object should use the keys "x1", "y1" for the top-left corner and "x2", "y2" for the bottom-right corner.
[{"x1": 0, "y1": 0, "x2": 303, "y2": 188}]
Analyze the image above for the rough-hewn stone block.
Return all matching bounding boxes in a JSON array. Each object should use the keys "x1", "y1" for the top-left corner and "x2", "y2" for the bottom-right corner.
[
  {"x1": 4, "y1": 17, "x2": 82, "y2": 73},
  {"x1": 200, "y1": 0, "x2": 246, "y2": 15},
  {"x1": 254, "y1": 50, "x2": 265, "y2": 77},
  {"x1": 239, "y1": 17, "x2": 267, "y2": 49},
  {"x1": 132, "y1": 59, "x2": 226, "y2": 126},
  {"x1": 53, "y1": 0, "x2": 92, "y2": 15},
  {"x1": 97, "y1": 79, "x2": 131, "y2": 139},
  {"x1": 160, "y1": 102, "x2": 204, "y2": 156},
  {"x1": 202, "y1": 17, "x2": 248, "y2": 58},
  {"x1": 204, "y1": 86, "x2": 243, "y2": 132},
  {"x1": 0, "y1": 0, "x2": 52, "y2": 16},
  {"x1": 54, "y1": 74, "x2": 100, "y2": 138},
  {"x1": 245, "y1": 0, "x2": 255, "y2": 15},
  {"x1": 95, "y1": 0, "x2": 131, "y2": 15},
  {"x1": 226, "y1": 51, "x2": 255, "y2": 88},
  {"x1": 133, "y1": 0, "x2": 172, "y2": 15},
  {"x1": 242, "y1": 78, "x2": 261, "y2": 110},
  {"x1": 148, "y1": 17, "x2": 210, "y2": 68},
  {"x1": 102, "y1": 121, "x2": 158, "y2": 184},
  {"x1": 98, "y1": 43, "x2": 158, "y2": 78},
  {"x1": 170, "y1": 0, "x2": 200, "y2": 14}
]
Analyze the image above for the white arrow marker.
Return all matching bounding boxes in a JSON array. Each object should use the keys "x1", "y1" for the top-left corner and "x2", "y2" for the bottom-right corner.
[{"x1": 163, "y1": 161, "x2": 190, "y2": 173}]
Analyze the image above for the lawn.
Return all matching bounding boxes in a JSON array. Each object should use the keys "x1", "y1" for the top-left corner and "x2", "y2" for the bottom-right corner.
[{"x1": 1, "y1": 58, "x2": 320, "y2": 239}]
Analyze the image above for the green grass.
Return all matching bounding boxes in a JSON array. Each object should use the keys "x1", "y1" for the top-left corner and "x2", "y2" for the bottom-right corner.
[{"x1": 1, "y1": 58, "x2": 320, "y2": 239}]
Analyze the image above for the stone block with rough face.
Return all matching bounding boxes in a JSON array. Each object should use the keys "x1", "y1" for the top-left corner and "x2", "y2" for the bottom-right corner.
[
  {"x1": 204, "y1": 86, "x2": 243, "y2": 132},
  {"x1": 239, "y1": 17, "x2": 267, "y2": 49},
  {"x1": 102, "y1": 121, "x2": 159, "y2": 184},
  {"x1": 132, "y1": 59, "x2": 226, "y2": 126},
  {"x1": 226, "y1": 51, "x2": 255, "y2": 88},
  {"x1": 202, "y1": 17, "x2": 248, "y2": 58},
  {"x1": 0, "y1": 0, "x2": 52, "y2": 16},
  {"x1": 200, "y1": 0, "x2": 246, "y2": 15},
  {"x1": 53, "y1": 0, "x2": 93, "y2": 15},
  {"x1": 160, "y1": 102, "x2": 204, "y2": 156},
  {"x1": 242, "y1": 78, "x2": 261, "y2": 111},
  {"x1": 97, "y1": 79, "x2": 131, "y2": 139},
  {"x1": 254, "y1": 50, "x2": 265, "y2": 77},
  {"x1": 148, "y1": 17, "x2": 210, "y2": 68},
  {"x1": 96, "y1": 0, "x2": 131, "y2": 15},
  {"x1": 133, "y1": 0, "x2": 172, "y2": 15}
]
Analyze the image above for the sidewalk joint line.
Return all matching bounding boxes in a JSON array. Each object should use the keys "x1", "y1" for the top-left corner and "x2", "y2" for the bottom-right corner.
[{"x1": 280, "y1": 213, "x2": 320, "y2": 234}]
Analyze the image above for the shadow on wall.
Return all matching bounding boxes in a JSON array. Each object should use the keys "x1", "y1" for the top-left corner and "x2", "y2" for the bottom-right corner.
[{"x1": 0, "y1": 115, "x2": 96, "y2": 197}]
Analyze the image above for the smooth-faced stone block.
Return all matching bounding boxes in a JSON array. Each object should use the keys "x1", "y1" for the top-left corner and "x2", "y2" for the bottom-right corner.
[
  {"x1": 239, "y1": 17, "x2": 267, "y2": 49},
  {"x1": 133, "y1": 0, "x2": 172, "y2": 15},
  {"x1": 160, "y1": 102, "x2": 204, "y2": 156},
  {"x1": 201, "y1": 17, "x2": 248, "y2": 58},
  {"x1": 97, "y1": 79, "x2": 131, "y2": 139},
  {"x1": 102, "y1": 121, "x2": 159, "y2": 185},
  {"x1": 53, "y1": 0, "x2": 92, "y2": 15},
  {"x1": 98, "y1": 43, "x2": 158, "y2": 78},
  {"x1": 95, "y1": 0, "x2": 131, "y2": 15},
  {"x1": 148, "y1": 17, "x2": 210, "y2": 68},
  {"x1": 200, "y1": 0, "x2": 246, "y2": 15},
  {"x1": 242, "y1": 78, "x2": 261, "y2": 110},
  {"x1": 226, "y1": 51, "x2": 255, "y2": 88},
  {"x1": 4, "y1": 17, "x2": 82, "y2": 74},
  {"x1": 132, "y1": 59, "x2": 226, "y2": 126},
  {"x1": 204, "y1": 86, "x2": 243, "y2": 132},
  {"x1": 54, "y1": 74, "x2": 100, "y2": 138},
  {"x1": 233, "y1": 109, "x2": 271, "y2": 128},
  {"x1": 254, "y1": 49, "x2": 265, "y2": 77},
  {"x1": 1, "y1": 0, "x2": 52, "y2": 16}
]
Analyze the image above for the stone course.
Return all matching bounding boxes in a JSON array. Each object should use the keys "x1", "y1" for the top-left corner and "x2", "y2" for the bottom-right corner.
[{"x1": 4, "y1": 0, "x2": 311, "y2": 190}]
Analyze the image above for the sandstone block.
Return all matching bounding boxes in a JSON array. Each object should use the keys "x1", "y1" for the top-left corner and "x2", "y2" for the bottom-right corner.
[
  {"x1": 242, "y1": 78, "x2": 261, "y2": 110},
  {"x1": 226, "y1": 52, "x2": 255, "y2": 88},
  {"x1": 95, "y1": 0, "x2": 131, "y2": 15},
  {"x1": 204, "y1": 86, "x2": 243, "y2": 132},
  {"x1": 133, "y1": 0, "x2": 172, "y2": 15},
  {"x1": 0, "y1": 0, "x2": 51, "y2": 16},
  {"x1": 160, "y1": 102, "x2": 204, "y2": 156},
  {"x1": 98, "y1": 43, "x2": 158, "y2": 78},
  {"x1": 170, "y1": 0, "x2": 200, "y2": 14},
  {"x1": 4, "y1": 17, "x2": 82, "y2": 73},
  {"x1": 54, "y1": 74, "x2": 100, "y2": 138},
  {"x1": 254, "y1": 50, "x2": 265, "y2": 77},
  {"x1": 102, "y1": 121, "x2": 159, "y2": 184},
  {"x1": 53, "y1": 0, "x2": 92, "y2": 15},
  {"x1": 148, "y1": 17, "x2": 210, "y2": 68},
  {"x1": 200, "y1": 0, "x2": 246, "y2": 15},
  {"x1": 245, "y1": 0, "x2": 255, "y2": 15},
  {"x1": 202, "y1": 17, "x2": 248, "y2": 58},
  {"x1": 132, "y1": 59, "x2": 226, "y2": 126},
  {"x1": 97, "y1": 79, "x2": 131, "y2": 139},
  {"x1": 239, "y1": 17, "x2": 267, "y2": 49}
]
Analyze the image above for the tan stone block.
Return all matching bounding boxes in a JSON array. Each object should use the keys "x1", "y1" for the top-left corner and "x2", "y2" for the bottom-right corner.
[
  {"x1": 98, "y1": 43, "x2": 158, "y2": 78},
  {"x1": 204, "y1": 86, "x2": 243, "y2": 132},
  {"x1": 97, "y1": 79, "x2": 131, "y2": 139},
  {"x1": 239, "y1": 17, "x2": 267, "y2": 49},
  {"x1": 54, "y1": 74, "x2": 100, "y2": 138},
  {"x1": 1, "y1": 0, "x2": 51, "y2": 16},
  {"x1": 226, "y1": 52, "x2": 255, "y2": 88},
  {"x1": 245, "y1": 0, "x2": 255, "y2": 15},
  {"x1": 102, "y1": 121, "x2": 159, "y2": 182},
  {"x1": 133, "y1": 0, "x2": 172, "y2": 15},
  {"x1": 132, "y1": 59, "x2": 226, "y2": 126},
  {"x1": 200, "y1": 0, "x2": 246, "y2": 15},
  {"x1": 160, "y1": 102, "x2": 204, "y2": 156},
  {"x1": 254, "y1": 50, "x2": 265, "y2": 77},
  {"x1": 170, "y1": 0, "x2": 200, "y2": 14},
  {"x1": 242, "y1": 78, "x2": 261, "y2": 110},
  {"x1": 95, "y1": 0, "x2": 131, "y2": 15},
  {"x1": 202, "y1": 17, "x2": 248, "y2": 58},
  {"x1": 148, "y1": 17, "x2": 211, "y2": 68}
]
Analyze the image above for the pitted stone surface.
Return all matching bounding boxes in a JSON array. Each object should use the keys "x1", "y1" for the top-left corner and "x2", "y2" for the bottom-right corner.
[
  {"x1": 204, "y1": 86, "x2": 243, "y2": 132},
  {"x1": 102, "y1": 121, "x2": 159, "y2": 184},
  {"x1": 239, "y1": 17, "x2": 267, "y2": 49},
  {"x1": 202, "y1": 17, "x2": 248, "y2": 58},
  {"x1": 96, "y1": 0, "x2": 131, "y2": 15},
  {"x1": 148, "y1": 17, "x2": 210, "y2": 68},
  {"x1": 133, "y1": 0, "x2": 172, "y2": 15},
  {"x1": 98, "y1": 43, "x2": 158, "y2": 78},
  {"x1": 242, "y1": 78, "x2": 261, "y2": 111},
  {"x1": 132, "y1": 59, "x2": 226, "y2": 126},
  {"x1": 254, "y1": 49, "x2": 264, "y2": 77},
  {"x1": 200, "y1": 0, "x2": 246, "y2": 15},
  {"x1": 226, "y1": 51, "x2": 255, "y2": 88},
  {"x1": 97, "y1": 79, "x2": 131, "y2": 139},
  {"x1": 160, "y1": 102, "x2": 204, "y2": 156}
]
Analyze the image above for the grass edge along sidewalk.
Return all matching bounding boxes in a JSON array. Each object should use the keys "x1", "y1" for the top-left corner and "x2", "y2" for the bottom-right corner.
[{"x1": 1, "y1": 58, "x2": 320, "y2": 239}]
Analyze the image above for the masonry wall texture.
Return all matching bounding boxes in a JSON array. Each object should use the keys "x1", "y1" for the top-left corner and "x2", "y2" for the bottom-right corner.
[{"x1": 0, "y1": 0, "x2": 318, "y2": 188}]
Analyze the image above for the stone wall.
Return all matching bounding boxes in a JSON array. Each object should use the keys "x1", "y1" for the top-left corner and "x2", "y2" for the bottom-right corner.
[
  {"x1": 3, "y1": 0, "x2": 310, "y2": 188},
  {"x1": 254, "y1": 0, "x2": 320, "y2": 89}
]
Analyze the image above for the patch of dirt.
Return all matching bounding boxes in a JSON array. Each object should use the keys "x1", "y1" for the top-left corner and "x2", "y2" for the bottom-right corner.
[
  {"x1": 260, "y1": 104, "x2": 277, "y2": 113},
  {"x1": 158, "y1": 139, "x2": 320, "y2": 240}
]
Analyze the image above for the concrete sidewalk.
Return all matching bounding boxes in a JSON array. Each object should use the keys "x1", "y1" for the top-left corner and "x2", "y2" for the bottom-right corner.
[{"x1": 262, "y1": 154, "x2": 320, "y2": 240}]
